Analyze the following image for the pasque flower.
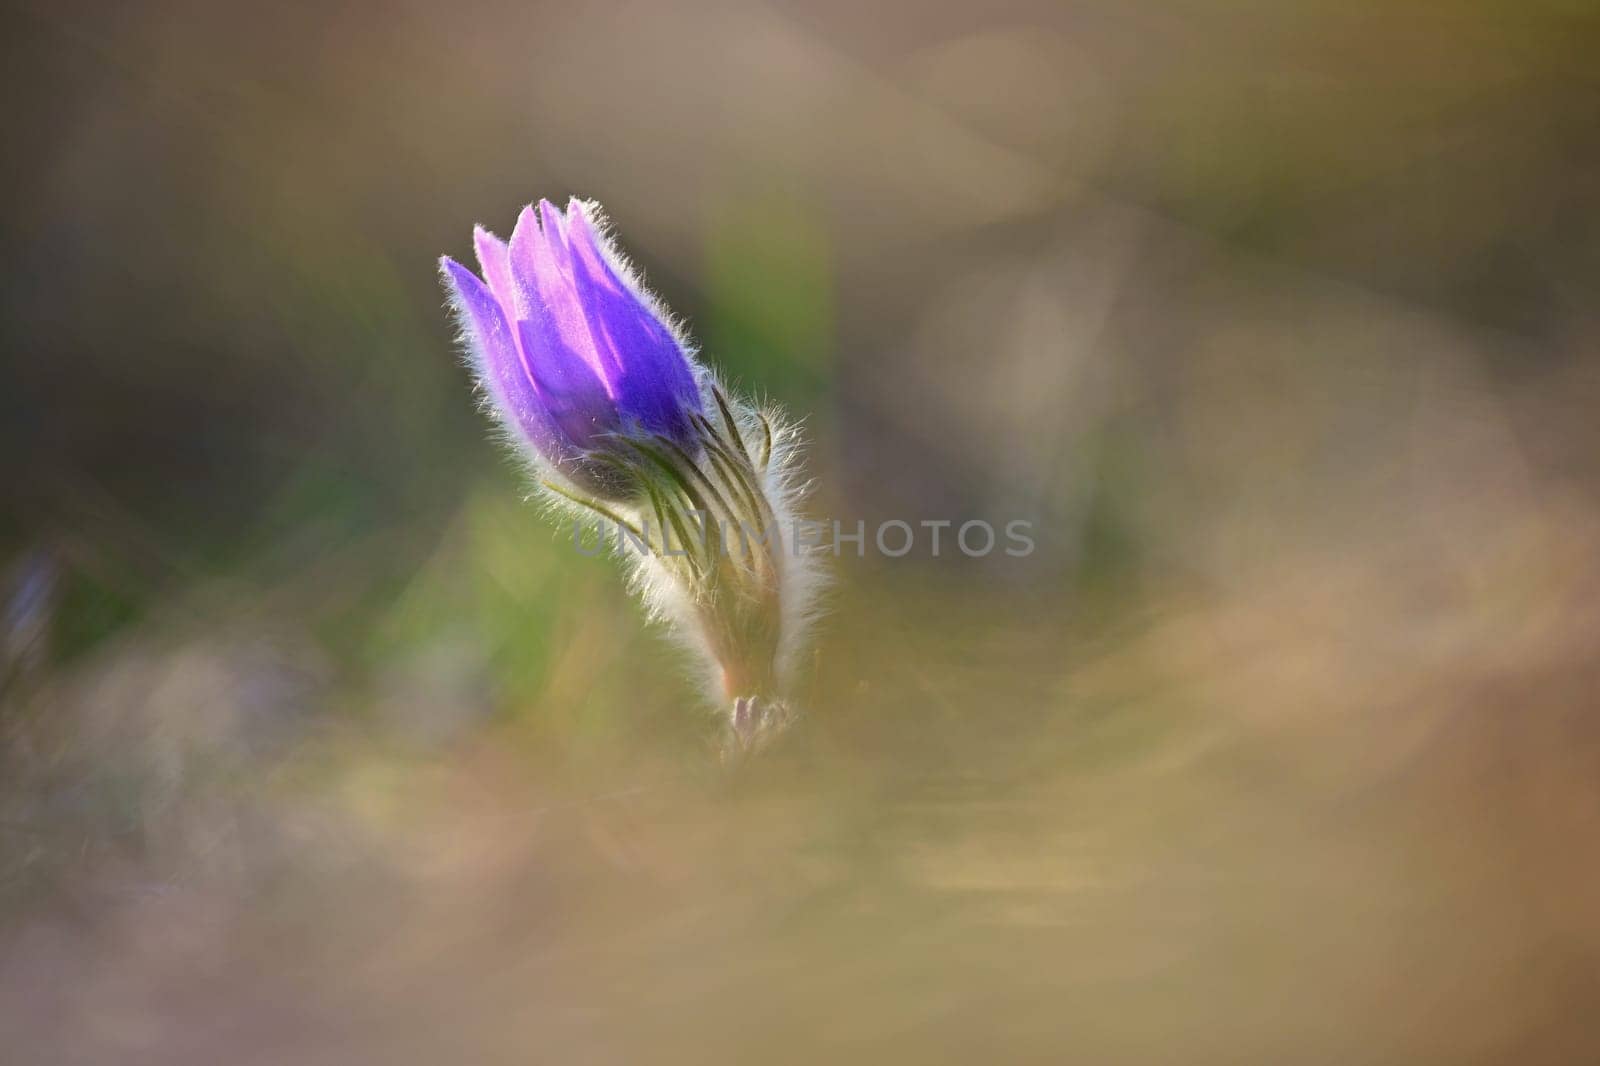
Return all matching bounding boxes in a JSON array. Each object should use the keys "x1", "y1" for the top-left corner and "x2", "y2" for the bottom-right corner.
[
  {"x1": 441, "y1": 199, "x2": 702, "y2": 498},
  {"x1": 441, "y1": 198, "x2": 822, "y2": 754}
]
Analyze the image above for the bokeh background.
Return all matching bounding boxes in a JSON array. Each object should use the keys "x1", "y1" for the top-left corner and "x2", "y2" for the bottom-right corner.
[{"x1": 4, "y1": 1, "x2": 1600, "y2": 1062}]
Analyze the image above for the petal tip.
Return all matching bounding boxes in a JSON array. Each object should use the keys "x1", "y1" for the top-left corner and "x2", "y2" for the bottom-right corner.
[
  {"x1": 440, "y1": 255, "x2": 474, "y2": 287},
  {"x1": 472, "y1": 225, "x2": 506, "y2": 254},
  {"x1": 539, "y1": 199, "x2": 570, "y2": 248}
]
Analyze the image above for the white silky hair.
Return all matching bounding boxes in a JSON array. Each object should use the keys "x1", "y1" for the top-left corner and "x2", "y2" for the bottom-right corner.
[{"x1": 618, "y1": 379, "x2": 828, "y2": 704}]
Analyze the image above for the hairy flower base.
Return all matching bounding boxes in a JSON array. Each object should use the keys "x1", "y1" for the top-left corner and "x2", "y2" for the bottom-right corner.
[{"x1": 545, "y1": 384, "x2": 818, "y2": 748}]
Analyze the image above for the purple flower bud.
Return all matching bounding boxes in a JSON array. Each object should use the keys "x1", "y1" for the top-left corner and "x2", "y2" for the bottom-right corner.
[
  {"x1": 440, "y1": 196, "x2": 827, "y2": 754},
  {"x1": 441, "y1": 199, "x2": 702, "y2": 498}
]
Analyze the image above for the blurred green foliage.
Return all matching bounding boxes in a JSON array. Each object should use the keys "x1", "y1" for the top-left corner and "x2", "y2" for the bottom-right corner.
[{"x1": 704, "y1": 186, "x2": 835, "y2": 409}]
